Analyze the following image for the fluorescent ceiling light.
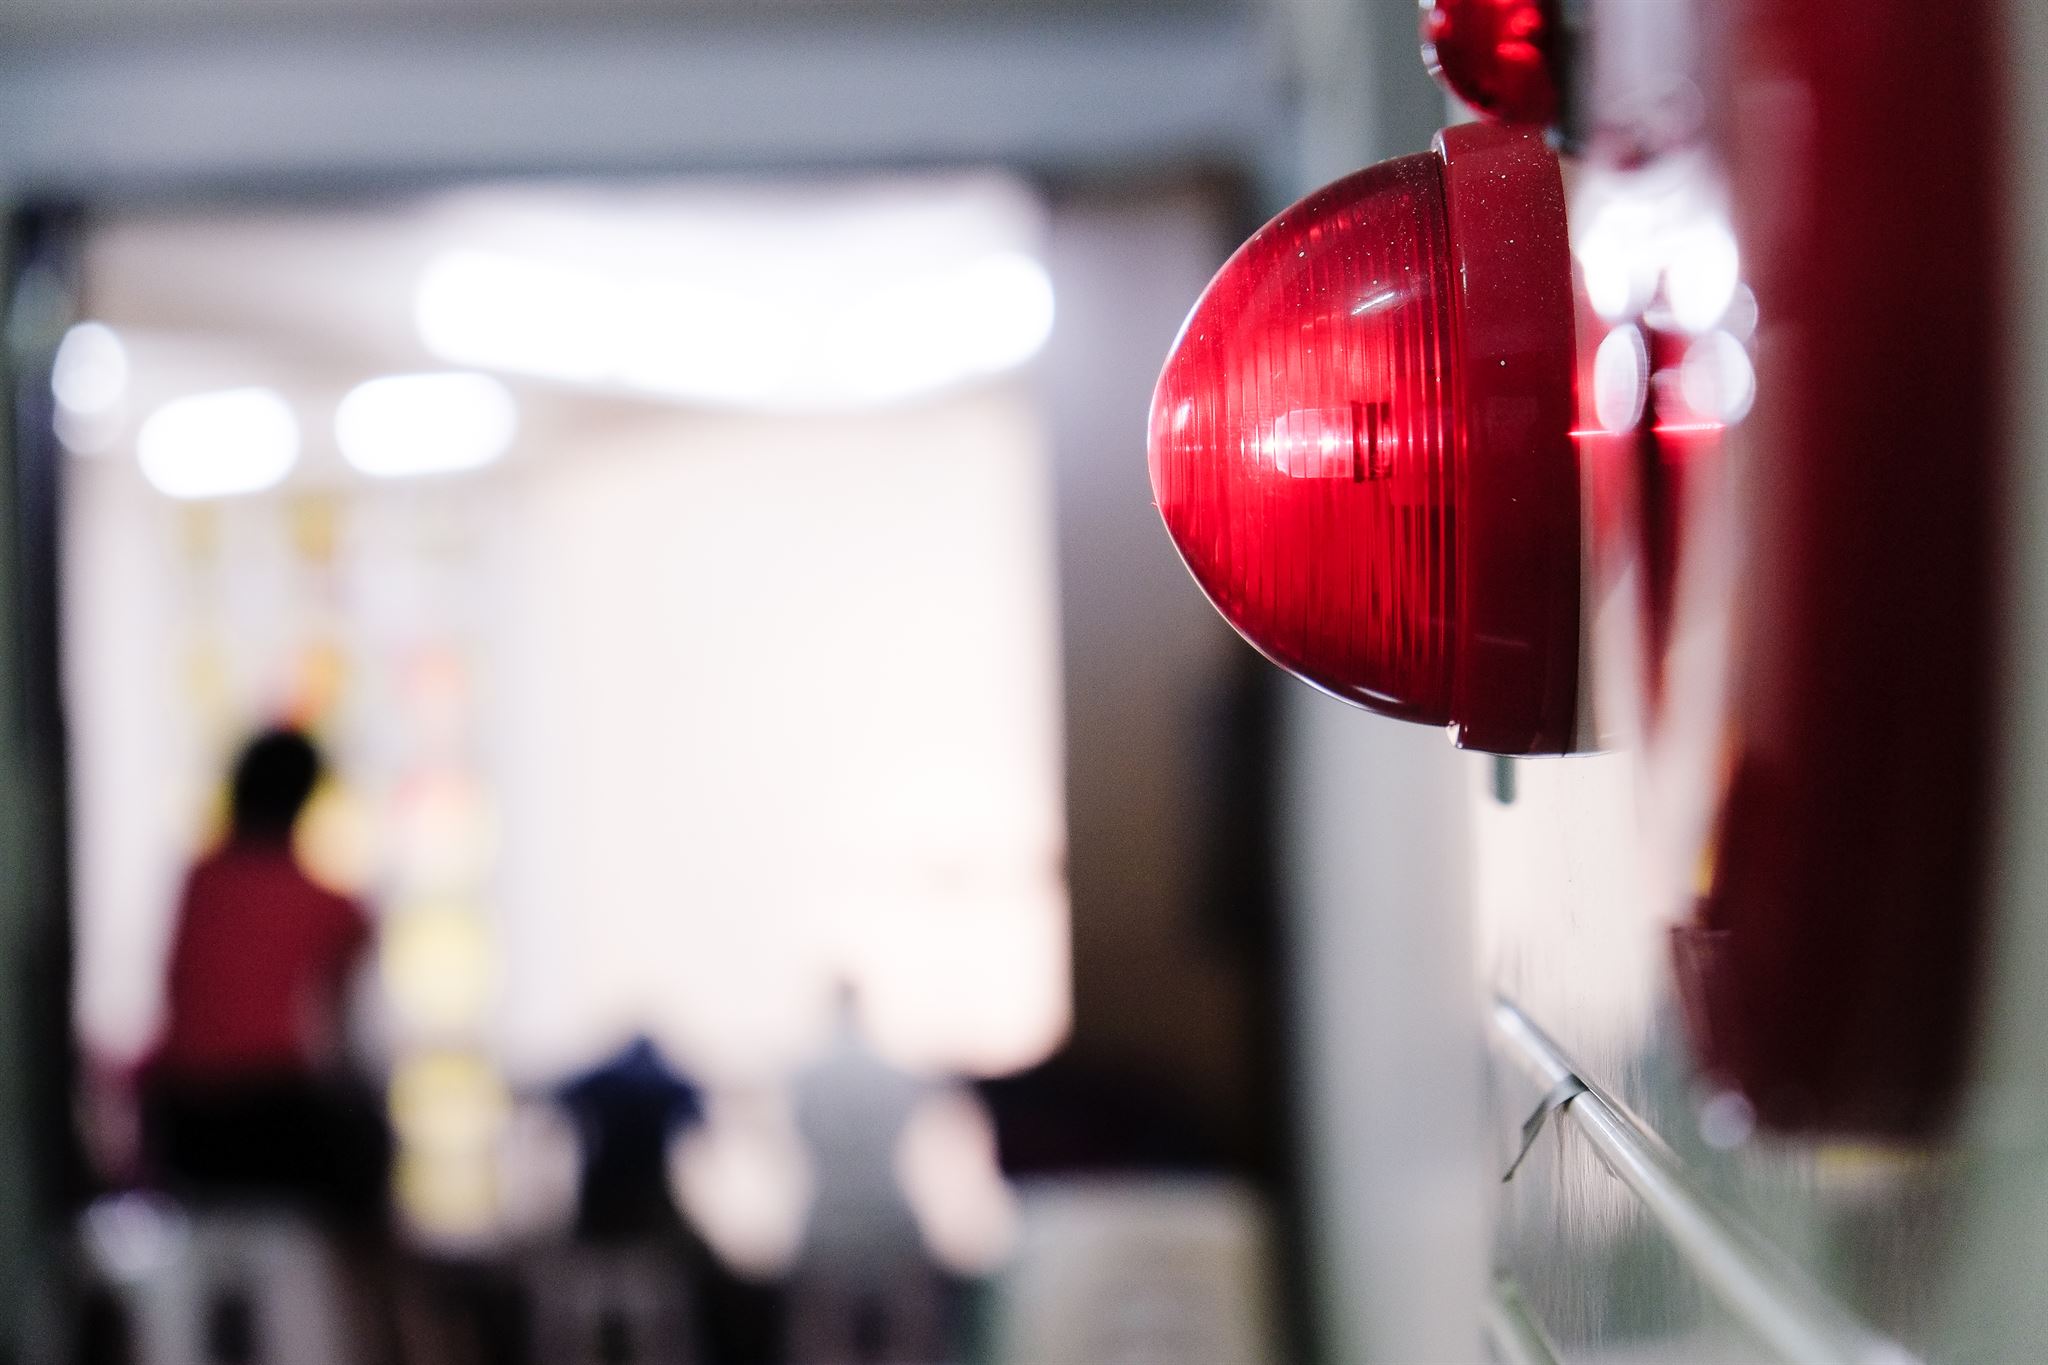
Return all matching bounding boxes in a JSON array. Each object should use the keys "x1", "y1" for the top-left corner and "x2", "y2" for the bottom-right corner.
[
  {"x1": 336, "y1": 372, "x2": 518, "y2": 479},
  {"x1": 414, "y1": 243, "x2": 1055, "y2": 413},
  {"x1": 53, "y1": 322, "x2": 131, "y2": 455},
  {"x1": 416, "y1": 253, "x2": 613, "y2": 387},
  {"x1": 53, "y1": 322, "x2": 129, "y2": 416},
  {"x1": 137, "y1": 387, "x2": 298, "y2": 499}
]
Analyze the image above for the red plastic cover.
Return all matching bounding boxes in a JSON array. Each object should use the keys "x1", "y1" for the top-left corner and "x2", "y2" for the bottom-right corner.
[{"x1": 1148, "y1": 123, "x2": 1579, "y2": 754}]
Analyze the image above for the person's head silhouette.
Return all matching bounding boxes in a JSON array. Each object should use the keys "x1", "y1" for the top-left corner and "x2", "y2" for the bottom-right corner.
[{"x1": 227, "y1": 728, "x2": 323, "y2": 844}]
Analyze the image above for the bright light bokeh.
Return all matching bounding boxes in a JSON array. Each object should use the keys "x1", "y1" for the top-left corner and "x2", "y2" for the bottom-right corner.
[
  {"x1": 1679, "y1": 329, "x2": 1756, "y2": 425},
  {"x1": 336, "y1": 371, "x2": 518, "y2": 479},
  {"x1": 1576, "y1": 198, "x2": 1659, "y2": 323},
  {"x1": 53, "y1": 322, "x2": 130, "y2": 418},
  {"x1": 415, "y1": 238, "x2": 1054, "y2": 412},
  {"x1": 415, "y1": 252, "x2": 615, "y2": 386},
  {"x1": 1593, "y1": 325, "x2": 1649, "y2": 434},
  {"x1": 136, "y1": 387, "x2": 299, "y2": 499},
  {"x1": 1663, "y1": 217, "x2": 1741, "y2": 336}
]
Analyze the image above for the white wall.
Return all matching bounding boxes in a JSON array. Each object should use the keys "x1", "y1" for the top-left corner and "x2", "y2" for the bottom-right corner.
[
  {"x1": 1271, "y1": 1, "x2": 1488, "y2": 1359},
  {"x1": 1282, "y1": 699, "x2": 1486, "y2": 1363},
  {"x1": 491, "y1": 392, "x2": 1070, "y2": 1085}
]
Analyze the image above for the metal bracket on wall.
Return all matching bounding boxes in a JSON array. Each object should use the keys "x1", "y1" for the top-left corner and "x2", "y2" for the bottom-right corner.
[{"x1": 1490, "y1": 998, "x2": 1918, "y2": 1365}]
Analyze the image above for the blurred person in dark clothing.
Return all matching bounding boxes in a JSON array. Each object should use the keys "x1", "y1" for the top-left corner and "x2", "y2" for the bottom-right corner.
[
  {"x1": 143, "y1": 728, "x2": 389, "y2": 1228},
  {"x1": 551, "y1": 1034, "x2": 790, "y2": 1364},
  {"x1": 559, "y1": 1033, "x2": 704, "y2": 1242}
]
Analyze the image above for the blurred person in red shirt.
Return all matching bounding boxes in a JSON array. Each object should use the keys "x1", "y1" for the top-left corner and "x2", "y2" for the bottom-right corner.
[{"x1": 143, "y1": 728, "x2": 389, "y2": 1229}]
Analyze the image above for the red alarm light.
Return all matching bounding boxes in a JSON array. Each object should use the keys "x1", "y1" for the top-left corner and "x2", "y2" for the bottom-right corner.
[
  {"x1": 1148, "y1": 123, "x2": 1579, "y2": 755},
  {"x1": 1420, "y1": 0, "x2": 1559, "y2": 127}
]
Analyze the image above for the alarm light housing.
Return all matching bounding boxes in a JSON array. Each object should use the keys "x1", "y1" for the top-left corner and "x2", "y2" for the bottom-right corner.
[{"x1": 1148, "y1": 123, "x2": 1579, "y2": 755}]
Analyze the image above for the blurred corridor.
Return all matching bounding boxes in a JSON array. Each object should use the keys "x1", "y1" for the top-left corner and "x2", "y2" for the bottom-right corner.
[
  {"x1": 42, "y1": 167, "x2": 1294, "y2": 1364},
  {"x1": 0, "y1": 0, "x2": 1399, "y2": 1342}
]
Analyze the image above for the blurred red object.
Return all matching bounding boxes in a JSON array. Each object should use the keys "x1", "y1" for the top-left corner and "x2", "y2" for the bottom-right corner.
[
  {"x1": 1682, "y1": 0, "x2": 2006, "y2": 1134},
  {"x1": 1421, "y1": 0, "x2": 1560, "y2": 126}
]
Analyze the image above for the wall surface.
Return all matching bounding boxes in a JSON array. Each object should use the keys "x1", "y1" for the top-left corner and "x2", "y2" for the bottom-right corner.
[
  {"x1": 1268, "y1": 1, "x2": 1494, "y2": 1360},
  {"x1": 1039, "y1": 182, "x2": 1264, "y2": 1148}
]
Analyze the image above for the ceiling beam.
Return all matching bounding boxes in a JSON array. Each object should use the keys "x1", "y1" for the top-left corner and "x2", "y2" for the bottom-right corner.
[{"x1": 0, "y1": 7, "x2": 1288, "y2": 198}]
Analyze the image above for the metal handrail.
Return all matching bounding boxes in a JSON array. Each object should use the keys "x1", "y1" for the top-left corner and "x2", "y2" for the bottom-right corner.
[
  {"x1": 1491, "y1": 998, "x2": 1920, "y2": 1365},
  {"x1": 1484, "y1": 1277, "x2": 1564, "y2": 1365}
]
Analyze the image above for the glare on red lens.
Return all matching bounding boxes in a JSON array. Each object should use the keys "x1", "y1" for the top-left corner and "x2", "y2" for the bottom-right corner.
[
  {"x1": 1150, "y1": 154, "x2": 1460, "y2": 726},
  {"x1": 1420, "y1": 0, "x2": 1559, "y2": 127},
  {"x1": 1147, "y1": 124, "x2": 1578, "y2": 755}
]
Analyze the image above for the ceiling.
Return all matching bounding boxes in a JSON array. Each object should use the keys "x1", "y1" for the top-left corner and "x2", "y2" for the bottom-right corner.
[
  {"x1": 0, "y1": 1, "x2": 1283, "y2": 195},
  {"x1": 72, "y1": 173, "x2": 1061, "y2": 485}
]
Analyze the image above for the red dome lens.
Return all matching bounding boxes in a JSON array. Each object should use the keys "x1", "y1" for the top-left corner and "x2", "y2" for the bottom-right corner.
[
  {"x1": 1420, "y1": 0, "x2": 1560, "y2": 127},
  {"x1": 1151, "y1": 154, "x2": 1460, "y2": 726},
  {"x1": 1147, "y1": 123, "x2": 1579, "y2": 754}
]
